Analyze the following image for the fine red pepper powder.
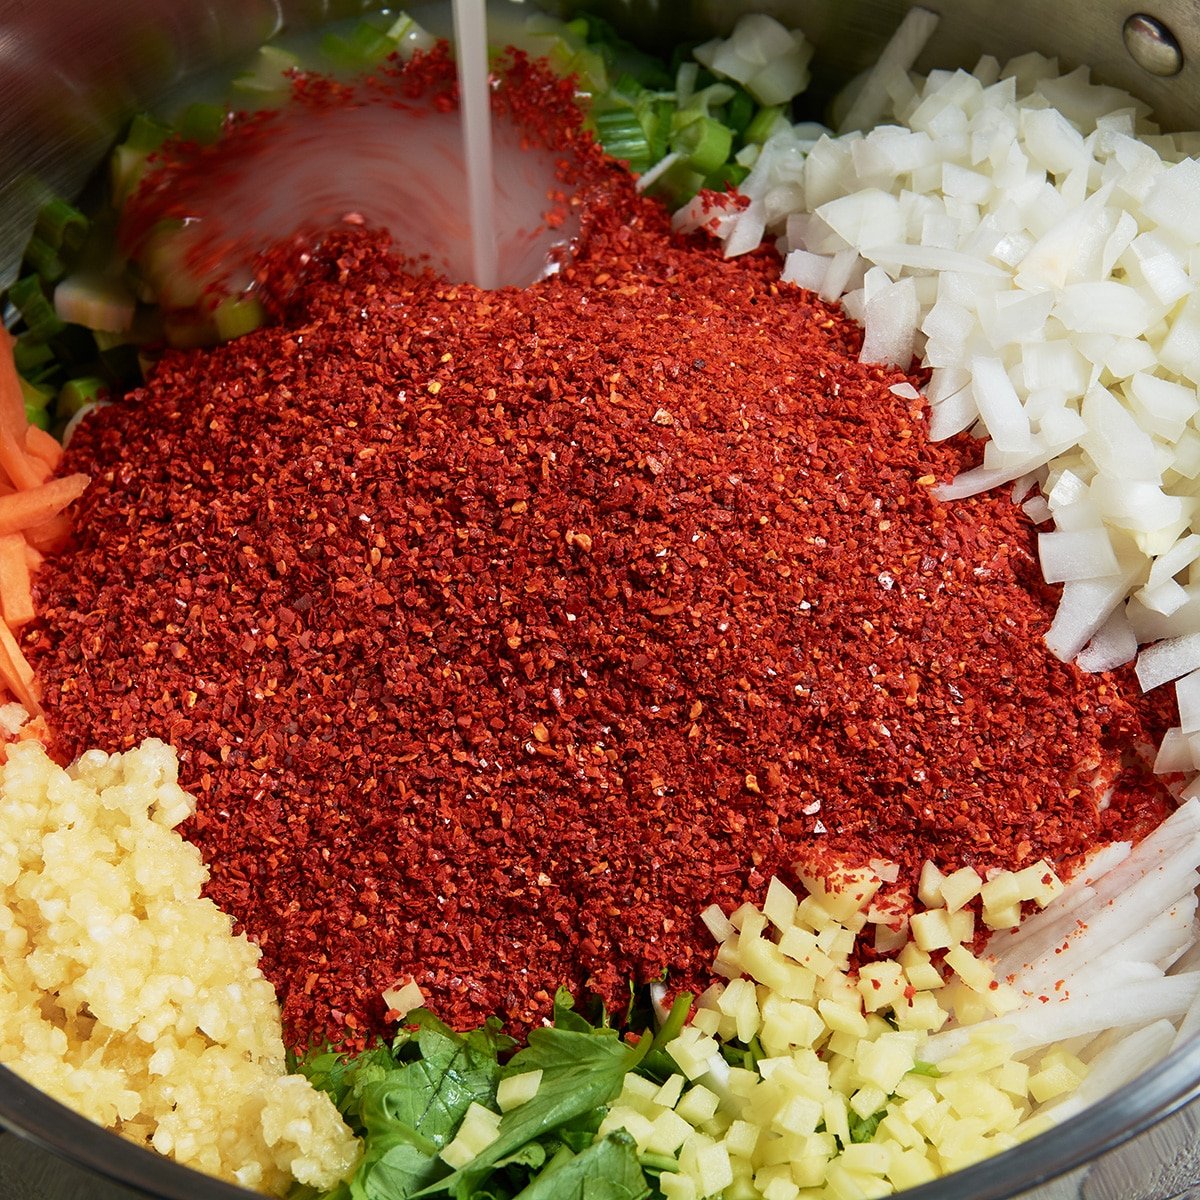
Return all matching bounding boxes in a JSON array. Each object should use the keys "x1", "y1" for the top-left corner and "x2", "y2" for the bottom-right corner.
[{"x1": 26, "y1": 51, "x2": 1175, "y2": 1049}]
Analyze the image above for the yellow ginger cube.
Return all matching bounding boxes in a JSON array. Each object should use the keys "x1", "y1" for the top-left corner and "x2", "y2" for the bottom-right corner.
[
  {"x1": 823, "y1": 1161, "x2": 891, "y2": 1199},
  {"x1": 676, "y1": 1084, "x2": 721, "y2": 1125},
  {"x1": 939, "y1": 867, "x2": 983, "y2": 913},
  {"x1": 778, "y1": 927, "x2": 836, "y2": 979},
  {"x1": 439, "y1": 1102, "x2": 501, "y2": 1168},
  {"x1": 661, "y1": 1171, "x2": 698, "y2": 1200},
  {"x1": 982, "y1": 903, "x2": 1022, "y2": 932},
  {"x1": 681, "y1": 1135, "x2": 734, "y2": 1198},
  {"x1": 941, "y1": 980, "x2": 990, "y2": 1027},
  {"x1": 909, "y1": 909, "x2": 955, "y2": 952},
  {"x1": 876, "y1": 1111, "x2": 923, "y2": 1151},
  {"x1": 730, "y1": 903, "x2": 767, "y2": 935},
  {"x1": 849, "y1": 1085, "x2": 888, "y2": 1121},
  {"x1": 760, "y1": 1170, "x2": 801, "y2": 1200},
  {"x1": 691, "y1": 1006, "x2": 724, "y2": 1038},
  {"x1": 979, "y1": 872, "x2": 1021, "y2": 912},
  {"x1": 944, "y1": 944, "x2": 994, "y2": 992},
  {"x1": 648, "y1": 1109, "x2": 695, "y2": 1155},
  {"x1": 818, "y1": 998, "x2": 870, "y2": 1039},
  {"x1": 773, "y1": 1094, "x2": 823, "y2": 1137},
  {"x1": 655, "y1": 1074, "x2": 686, "y2": 1109},
  {"x1": 718, "y1": 977, "x2": 762, "y2": 1044},
  {"x1": 917, "y1": 862, "x2": 947, "y2": 908},
  {"x1": 599, "y1": 1106, "x2": 656, "y2": 1148},
  {"x1": 795, "y1": 865, "x2": 882, "y2": 924},
  {"x1": 763, "y1": 877, "x2": 799, "y2": 932},
  {"x1": 760, "y1": 995, "x2": 825, "y2": 1054},
  {"x1": 854, "y1": 1031, "x2": 920, "y2": 1093},
  {"x1": 838, "y1": 1142, "x2": 894, "y2": 1175},
  {"x1": 724, "y1": 1118, "x2": 760, "y2": 1159},
  {"x1": 826, "y1": 1030, "x2": 861, "y2": 1059},
  {"x1": 667, "y1": 1026, "x2": 719, "y2": 1081},
  {"x1": 1013, "y1": 860, "x2": 1063, "y2": 907},
  {"x1": 893, "y1": 991, "x2": 947, "y2": 1033},
  {"x1": 620, "y1": 1073, "x2": 664, "y2": 1108},
  {"x1": 823, "y1": 1095, "x2": 851, "y2": 1147},
  {"x1": 1028, "y1": 1050, "x2": 1086, "y2": 1104},
  {"x1": 496, "y1": 1069, "x2": 542, "y2": 1112},
  {"x1": 742, "y1": 936, "x2": 819, "y2": 999},
  {"x1": 857, "y1": 961, "x2": 907, "y2": 1012},
  {"x1": 701, "y1": 904, "x2": 736, "y2": 944},
  {"x1": 948, "y1": 908, "x2": 975, "y2": 945},
  {"x1": 886, "y1": 1148, "x2": 939, "y2": 1190},
  {"x1": 990, "y1": 1059, "x2": 1030, "y2": 1098},
  {"x1": 899, "y1": 943, "x2": 945, "y2": 991},
  {"x1": 714, "y1": 941, "x2": 744, "y2": 979}
]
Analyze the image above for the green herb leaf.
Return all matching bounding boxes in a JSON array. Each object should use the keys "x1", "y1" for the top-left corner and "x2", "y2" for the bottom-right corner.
[
  {"x1": 509, "y1": 1132, "x2": 650, "y2": 1200},
  {"x1": 419, "y1": 1027, "x2": 650, "y2": 1196}
]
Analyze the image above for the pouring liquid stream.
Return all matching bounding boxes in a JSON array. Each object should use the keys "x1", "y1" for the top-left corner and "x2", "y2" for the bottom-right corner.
[{"x1": 452, "y1": 0, "x2": 499, "y2": 291}]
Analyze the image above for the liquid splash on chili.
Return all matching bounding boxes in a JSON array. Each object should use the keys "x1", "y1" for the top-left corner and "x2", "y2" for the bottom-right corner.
[{"x1": 26, "y1": 48, "x2": 1175, "y2": 1050}]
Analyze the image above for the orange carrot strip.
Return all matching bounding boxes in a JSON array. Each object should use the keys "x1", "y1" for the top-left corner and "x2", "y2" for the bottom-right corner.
[
  {"x1": 0, "y1": 330, "x2": 27, "y2": 441},
  {"x1": 24, "y1": 425, "x2": 64, "y2": 471},
  {"x1": 0, "y1": 534, "x2": 33, "y2": 628},
  {"x1": 0, "y1": 424, "x2": 47, "y2": 491},
  {"x1": 24, "y1": 514, "x2": 72, "y2": 554},
  {"x1": 0, "y1": 617, "x2": 40, "y2": 714},
  {"x1": 0, "y1": 473, "x2": 89, "y2": 538}
]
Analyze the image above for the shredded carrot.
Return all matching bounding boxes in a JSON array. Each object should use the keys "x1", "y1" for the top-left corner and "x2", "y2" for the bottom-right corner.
[
  {"x1": 0, "y1": 424, "x2": 49, "y2": 490},
  {"x1": 0, "y1": 330, "x2": 26, "y2": 441},
  {"x1": 0, "y1": 331, "x2": 89, "y2": 721},
  {"x1": 0, "y1": 474, "x2": 89, "y2": 538},
  {"x1": 0, "y1": 617, "x2": 41, "y2": 715},
  {"x1": 24, "y1": 424, "x2": 64, "y2": 471},
  {"x1": 0, "y1": 534, "x2": 34, "y2": 628},
  {"x1": 24, "y1": 513, "x2": 72, "y2": 554}
]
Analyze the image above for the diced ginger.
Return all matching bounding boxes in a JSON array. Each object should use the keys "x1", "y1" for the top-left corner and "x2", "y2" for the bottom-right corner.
[
  {"x1": 917, "y1": 861, "x2": 947, "y2": 908},
  {"x1": 763, "y1": 876, "x2": 799, "y2": 931},
  {"x1": 899, "y1": 943, "x2": 945, "y2": 991},
  {"x1": 676, "y1": 1084, "x2": 721, "y2": 1125},
  {"x1": 939, "y1": 866, "x2": 983, "y2": 914},
  {"x1": 496, "y1": 1069, "x2": 542, "y2": 1112},
  {"x1": 795, "y1": 864, "x2": 882, "y2": 924},
  {"x1": 943, "y1": 944, "x2": 993, "y2": 992},
  {"x1": 979, "y1": 872, "x2": 1022, "y2": 913},
  {"x1": 910, "y1": 908, "x2": 956, "y2": 952},
  {"x1": 857, "y1": 961, "x2": 907, "y2": 1011}
]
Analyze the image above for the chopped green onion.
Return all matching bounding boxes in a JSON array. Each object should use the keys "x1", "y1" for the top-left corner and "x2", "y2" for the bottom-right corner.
[
  {"x1": 744, "y1": 103, "x2": 786, "y2": 145},
  {"x1": 124, "y1": 113, "x2": 171, "y2": 154},
  {"x1": 726, "y1": 87, "x2": 756, "y2": 136},
  {"x1": 704, "y1": 161, "x2": 750, "y2": 191},
  {"x1": 22, "y1": 236, "x2": 67, "y2": 284},
  {"x1": 20, "y1": 374, "x2": 52, "y2": 411},
  {"x1": 178, "y1": 102, "x2": 226, "y2": 145},
  {"x1": 214, "y1": 295, "x2": 265, "y2": 342},
  {"x1": 233, "y1": 44, "x2": 300, "y2": 95},
  {"x1": 57, "y1": 376, "x2": 109, "y2": 420},
  {"x1": 321, "y1": 21, "x2": 396, "y2": 70},
  {"x1": 110, "y1": 144, "x2": 150, "y2": 208},
  {"x1": 672, "y1": 114, "x2": 733, "y2": 176},
  {"x1": 13, "y1": 338, "x2": 54, "y2": 377},
  {"x1": 8, "y1": 276, "x2": 66, "y2": 341},
  {"x1": 34, "y1": 198, "x2": 89, "y2": 256},
  {"x1": 593, "y1": 108, "x2": 653, "y2": 172}
]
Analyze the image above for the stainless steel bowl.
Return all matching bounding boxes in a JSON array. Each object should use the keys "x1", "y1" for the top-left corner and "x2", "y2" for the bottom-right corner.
[{"x1": 1, "y1": 1, "x2": 1198, "y2": 1196}]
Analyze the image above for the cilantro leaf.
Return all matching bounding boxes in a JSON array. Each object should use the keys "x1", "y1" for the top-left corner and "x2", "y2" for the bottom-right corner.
[
  {"x1": 419, "y1": 1026, "x2": 650, "y2": 1196},
  {"x1": 508, "y1": 1132, "x2": 650, "y2": 1200}
]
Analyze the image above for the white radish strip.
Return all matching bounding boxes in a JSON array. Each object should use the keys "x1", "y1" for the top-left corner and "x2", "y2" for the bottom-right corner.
[
  {"x1": 1136, "y1": 631, "x2": 1200, "y2": 691},
  {"x1": 1041, "y1": 1020, "x2": 1177, "y2": 1125},
  {"x1": 1178, "y1": 669, "x2": 1200, "y2": 733},
  {"x1": 991, "y1": 802, "x2": 1200, "y2": 977},
  {"x1": 1045, "y1": 559, "x2": 1143, "y2": 662},
  {"x1": 1076, "y1": 608, "x2": 1138, "y2": 672},
  {"x1": 1063, "y1": 959, "x2": 1163, "y2": 996},
  {"x1": 836, "y1": 7, "x2": 940, "y2": 134},
  {"x1": 1006, "y1": 862, "x2": 1200, "y2": 996},
  {"x1": 1170, "y1": 987, "x2": 1200, "y2": 1053},
  {"x1": 1075, "y1": 894, "x2": 1197, "y2": 979},
  {"x1": 1170, "y1": 938, "x2": 1200, "y2": 977},
  {"x1": 922, "y1": 973, "x2": 1200, "y2": 1063},
  {"x1": 1038, "y1": 528, "x2": 1120, "y2": 583},
  {"x1": 636, "y1": 151, "x2": 683, "y2": 193}
]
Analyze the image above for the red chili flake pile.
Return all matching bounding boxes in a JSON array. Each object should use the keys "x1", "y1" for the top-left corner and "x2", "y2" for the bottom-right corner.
[{"x1": 26, "y1": 51, "x2": 1175, "y2": 1048}]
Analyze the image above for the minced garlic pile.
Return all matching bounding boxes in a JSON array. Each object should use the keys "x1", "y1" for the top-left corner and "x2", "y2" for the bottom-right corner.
[{"x1": 0, "y1": 737, "x2": 360, "y2": 1195}]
